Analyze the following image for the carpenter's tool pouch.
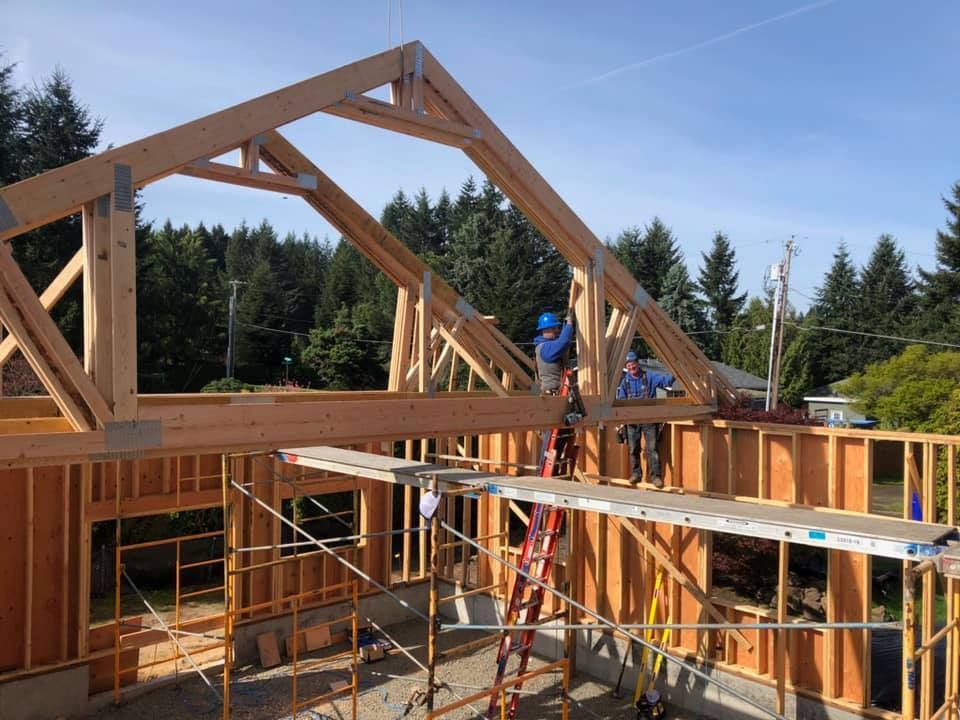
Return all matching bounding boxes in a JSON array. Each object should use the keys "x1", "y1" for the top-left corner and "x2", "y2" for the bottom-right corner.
[{"x1": 636, "y1": 689, "x2": 666, "y2": 720}]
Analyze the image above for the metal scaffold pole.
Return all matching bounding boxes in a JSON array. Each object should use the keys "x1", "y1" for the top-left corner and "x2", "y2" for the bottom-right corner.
[{"x1": 440, "y1": 520, "x2": 786, "y2": 720}]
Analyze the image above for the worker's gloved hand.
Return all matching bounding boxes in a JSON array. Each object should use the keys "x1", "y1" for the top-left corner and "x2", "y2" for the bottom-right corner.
[{"x1": 566, "y1": 309, "x2": 576, "y2": 325}]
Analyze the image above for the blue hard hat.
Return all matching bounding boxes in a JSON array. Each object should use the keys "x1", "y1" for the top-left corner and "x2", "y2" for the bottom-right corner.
[
  {"x1": 536, "y1": 312, "x2": 561, "y2": 332},
  {"x1": 625, "y1": 351, "x2": 638, "y2": 362}
]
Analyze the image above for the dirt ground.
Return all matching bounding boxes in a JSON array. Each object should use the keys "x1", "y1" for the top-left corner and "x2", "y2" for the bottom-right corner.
[{"x1": 89, "y1": 620, "x2": 710, "y2": 720}]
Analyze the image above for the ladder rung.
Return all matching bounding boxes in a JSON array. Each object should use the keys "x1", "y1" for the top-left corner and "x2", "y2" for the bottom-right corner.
[
  {"x1": 518, "y1": 596, "x2": 541, "y2": 610},
  {"x1": 509, "y1": 642, "x2": 532, "y2": 656}
]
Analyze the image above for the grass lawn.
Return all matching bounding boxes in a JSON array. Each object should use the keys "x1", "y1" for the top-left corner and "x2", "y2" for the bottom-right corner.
[{"x1": 90, "y1": 583, "x2": 224, "y2": 624}]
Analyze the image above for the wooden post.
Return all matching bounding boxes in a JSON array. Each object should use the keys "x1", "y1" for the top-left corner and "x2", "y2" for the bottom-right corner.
[
  {"x1": 418, "y1": 273, "x2": 432, "y2": 395},
  {"x1": 775, "y1": 541, "x2": 789, "y2": 715},
  {"x1": 903, "y1": 564, "x2": 916, "y2": 720},
  {"x1": 427, "y1": 474, "x2": 440, "y2": 712},
  {"x1": 222, "y1": 455, "x2": 233, "y2": 720},
  {"x1": 351, "y1": 580, "x2": 359, "y2": 719},
  {"x1": 110, "y1": 170, "x2": 137, "y2": 420}
]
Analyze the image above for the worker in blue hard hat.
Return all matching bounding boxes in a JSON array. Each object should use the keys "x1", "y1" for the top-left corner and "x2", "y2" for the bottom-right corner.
[
  {"x1": 533, "y1": 309, "x2": 575, "y2": 395},
  {"x1": 616, "y1": 351, "x2": 674, "y2": 487}
]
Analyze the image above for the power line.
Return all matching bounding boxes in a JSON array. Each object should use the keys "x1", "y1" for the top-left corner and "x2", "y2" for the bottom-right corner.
[
  {"x1": 238, "y1": 321, "x2": 394, "y2": 345},
  {"x1": 783, "y1": 320, "x2": 960, "y2": 350}
]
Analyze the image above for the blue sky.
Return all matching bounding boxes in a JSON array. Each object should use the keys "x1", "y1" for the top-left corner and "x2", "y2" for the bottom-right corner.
[{"x1": 3, "y1": 0, "x2": 958, "y2": 310}]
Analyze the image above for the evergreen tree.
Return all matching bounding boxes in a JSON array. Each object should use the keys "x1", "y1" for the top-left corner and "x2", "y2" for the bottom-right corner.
[
  {"x1": 698, "y1": 231, "x2": 746, "y2": 358},
  {"x1": 433, "y1": 189, "x2": 452, "y2": 250},
  {"x1": 450, "y1": 176, "x2": 480, "y2": 235},
  {"x1": 0, "y1": 52, "x2": 19, "y2": 185},
  {"x1": 474, "y1": 204, "x2": 569, "y2": 342},
  {"x1": 859, "y1": 234, "x2": 915, "y2": 366},
  {"x1": 722, "y1": 297, "x2": 772, "y2": 379},
  {"x1": 637, "y1": 217, "x2": 681, "y2": 300},
  {"x1": 407, "y1": 188, "x2": 440, "y2": 256},
  {"x1": 807, "y1": 244, "x2": 861, "y2": 385},
  {"x1": 13, "y1": 66, "x2": 104, "y2": 350},
  {"x1": 138, "y1": 222, "x2": 224, "y2": 391},
  {"x1": 608, "y1": 226, "x2": 643, "y2": 284},
  {"x1": 225, "y1": 222, "x2": 257, "y2": 281},
  {"x1": 381, "y1": 189, "x2": 414, "y2": 247},
  {"x1": 659, "y1": 261, "x2": 708, "y2": 344},
  {"x1": 301, "y1": 308, "x2": 385, "y2": 390},
  {"x1": 916, "y1": 182, "x2": 960, "y2": 341},
  {"x1": 445, "y1": 214, "x2": 488, "y2": 305},
  {"x1": 779, "y1": 332, "x2": 814, "y2": 407}
]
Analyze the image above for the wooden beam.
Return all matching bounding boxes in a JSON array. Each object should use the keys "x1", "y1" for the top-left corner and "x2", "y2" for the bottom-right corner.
[
  {"x1": 322, "y1": 95, "x2": 477, "y2": 148},
  {"x1": 419, "y1": 48, "x2": 734, "y2": 404},
  {"x1": 82, "y1": 197, "x2": 113, "y2": 402},
  {"x1": 109, "y1": 181, "x2": 137, "y2": 420},
  {"x1": 179, "y1": 160, "x2": 311, "y2": 195},
  {"x1": 0, "y1": 45, "x2": 412, "y2": 240},
  {"x1": 0, "y1": 245, "x2": 111, "y2": 429},
  {"x1": 257, "y1": 130, "x2": 533, "y2": 389},
  {"x1": 388, "y1": 285, "x2": 416, "y2": 391},
  {"x1": 418, "y1": 273, "x2": 432, "y2": 394},
  {"x1": 0, "y1": 249, "x2": 83, "y2": 366},
  {"x1": 436, "y1": 324, "x2": 509, "y2": 398}
]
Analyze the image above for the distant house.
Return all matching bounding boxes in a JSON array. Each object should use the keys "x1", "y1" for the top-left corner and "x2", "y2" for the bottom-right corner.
[
  {"x1": 803, "y1": 379, "x2": 876, "y2": 428},
  {"x1": 633, "y1": 359, "x2": 768, "y2": 402}
]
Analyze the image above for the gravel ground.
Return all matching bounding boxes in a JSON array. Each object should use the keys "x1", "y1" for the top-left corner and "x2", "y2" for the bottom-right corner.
[{"x1": 90, "y1": 621, "x2": 708, "y2": 720}]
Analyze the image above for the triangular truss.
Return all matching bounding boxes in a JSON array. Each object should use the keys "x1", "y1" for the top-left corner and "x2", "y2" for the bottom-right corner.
[{"x1": 0, "y1": 42, "x2": 734, "y2": 436}]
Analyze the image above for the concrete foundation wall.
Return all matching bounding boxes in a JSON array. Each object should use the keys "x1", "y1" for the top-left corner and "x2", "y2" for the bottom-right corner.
[
  {"x1": 232, "y1": 583, "x2": 429, "y2": 666},
  {"x1": 0, "y1": 665, "x2": 88, "y2": 720}
]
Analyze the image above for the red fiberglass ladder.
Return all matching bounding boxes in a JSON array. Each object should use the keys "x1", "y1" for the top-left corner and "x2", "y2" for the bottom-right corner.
[{"x1": 486, "y1": 368, "x2": 585, "y2": 718}]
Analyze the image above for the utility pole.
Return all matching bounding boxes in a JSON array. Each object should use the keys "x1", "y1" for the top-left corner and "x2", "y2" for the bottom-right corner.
[
  {"x1": 226, "y1": 280, "x2": 245, "y2": 379},
  {"x1": 765, "y1": 238, "x2": 797, "y2": 410}
]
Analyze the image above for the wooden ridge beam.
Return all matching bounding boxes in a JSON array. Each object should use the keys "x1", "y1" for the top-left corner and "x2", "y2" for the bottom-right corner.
[
  {"x1": 0, "y1": 45, "x2": 414, "y2": 241},
  {"x1": 0, "y1": 248, "x2": 83, "y2": 366},
  {"x1": 322, "y1": 95, "x2": 479, "y2": 148}
]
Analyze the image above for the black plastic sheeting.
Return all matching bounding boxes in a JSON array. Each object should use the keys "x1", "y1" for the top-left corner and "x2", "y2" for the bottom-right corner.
[{"x1": 870, "y1": 627, "x2": 947, "y2": 712}]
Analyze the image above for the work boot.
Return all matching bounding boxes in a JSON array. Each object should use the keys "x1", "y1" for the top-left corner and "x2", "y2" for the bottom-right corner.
[
  {"x1": 629, "y1": 471, "x2": 642, "y2": 484},
  {"x1": 651, "y1": 475, "x2": 664, "y2": 489}
]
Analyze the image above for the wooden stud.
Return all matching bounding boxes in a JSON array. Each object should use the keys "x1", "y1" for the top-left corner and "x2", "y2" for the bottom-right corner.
[
  {"x1": 78, "y1": 464, "x2": 92, "y2": 657},
  {"x1": 617, "y1": 518, "x2": 751, "y2": 650},
  {"x1": 61, "y1": 466, "x2": 70, "y2": 661},
  {"x1": 24, "y1": 467, "x2": 34, "y2": 670}
]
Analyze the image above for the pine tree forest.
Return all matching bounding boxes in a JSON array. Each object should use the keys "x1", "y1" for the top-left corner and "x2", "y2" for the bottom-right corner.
[{"x1": 3, "y1": 55, "x2": 960, "y2": 433}]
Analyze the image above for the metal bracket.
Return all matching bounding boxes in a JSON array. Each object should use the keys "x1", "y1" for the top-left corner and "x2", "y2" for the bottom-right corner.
[
  {"x1": 96, "y1": 195, "x2": 110, "y2": 218},
  {"x1": 633, "y1": 285, "x2": 650, "y2": 308},
  {"x1": 296, "y1": 173, "x2": 318, "y2": 190},
  {"x1": 113, "y1": 164, "x2": 134, "y2": 213},
  {"x1": 454, "y1": 297, "x2": 475, "y2": 319},
  {"x1": 0, "y1": 196, "x2": 18, "y2": 234},
  {"x1": 104, "y1": 419, "x2": 162, "y2": 451}
]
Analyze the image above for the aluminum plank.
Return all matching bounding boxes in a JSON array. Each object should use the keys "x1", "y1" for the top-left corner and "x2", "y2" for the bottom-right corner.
[{"x1": 278, "y1": 446, "x2": 959, "y2": 562}]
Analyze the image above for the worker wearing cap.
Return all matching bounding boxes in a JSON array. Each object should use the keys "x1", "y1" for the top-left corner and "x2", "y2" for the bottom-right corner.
[
  {"x1": 616, "y1": 351, "x2": 674, "y2": 487},
  {"x1": 533, "y1": 310, "x2": 575, "y2": 395}
]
